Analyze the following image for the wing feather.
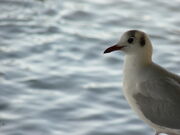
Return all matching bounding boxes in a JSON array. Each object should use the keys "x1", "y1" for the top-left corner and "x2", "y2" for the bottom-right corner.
[{"x1": 134, "y1": 77, "x2": 180, "y2": 129}]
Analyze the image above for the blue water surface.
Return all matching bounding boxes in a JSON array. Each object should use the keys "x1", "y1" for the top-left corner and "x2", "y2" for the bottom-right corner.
[{"x1": 0, "y1": 0, "x2": 180, "y2": 135}]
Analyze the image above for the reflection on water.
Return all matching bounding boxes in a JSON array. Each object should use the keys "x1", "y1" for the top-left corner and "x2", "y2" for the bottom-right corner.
[{"x1": 0, "y1": 0, "x2": 179, "y2": 135}]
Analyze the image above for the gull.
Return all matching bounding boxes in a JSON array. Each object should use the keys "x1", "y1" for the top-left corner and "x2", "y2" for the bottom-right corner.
[{"x1": 104, "y1": 30, "x2": 180, "y2": 135}]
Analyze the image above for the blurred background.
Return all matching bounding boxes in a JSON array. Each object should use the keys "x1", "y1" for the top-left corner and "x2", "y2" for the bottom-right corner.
[{"x1": 0, "y1": 0, "x2": 180, "y2": 135}]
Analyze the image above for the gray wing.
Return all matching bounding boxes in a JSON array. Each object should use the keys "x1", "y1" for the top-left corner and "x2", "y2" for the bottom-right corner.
[{"x1": 134, "y1": 77, "x2": 180, "y2": 129}]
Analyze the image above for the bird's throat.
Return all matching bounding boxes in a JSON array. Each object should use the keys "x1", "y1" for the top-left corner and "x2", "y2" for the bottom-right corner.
[
  {"x1": 123, "y1": 55, "x2": 152, "y2": 81},
  {"x1": 124, "y1": 54, "x2": 152, "y2": 69}
]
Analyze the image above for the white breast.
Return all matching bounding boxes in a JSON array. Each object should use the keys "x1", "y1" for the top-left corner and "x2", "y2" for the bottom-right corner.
[{"x1": 122, "y1": 58, "x2": 180, "y2": 134}]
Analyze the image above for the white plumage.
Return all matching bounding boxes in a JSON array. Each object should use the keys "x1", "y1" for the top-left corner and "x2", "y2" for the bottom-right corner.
[{"x1": 104, "y1": 30, "x2": 180, "y2": 135}]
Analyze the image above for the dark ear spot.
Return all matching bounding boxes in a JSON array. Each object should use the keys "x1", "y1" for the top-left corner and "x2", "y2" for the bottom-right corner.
[{"x1": 140, "y1": 36, "x2": 145, "y2": 46}]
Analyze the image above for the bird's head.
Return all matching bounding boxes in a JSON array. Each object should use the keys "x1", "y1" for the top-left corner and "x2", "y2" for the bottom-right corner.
[{"x1": 104, "y1": 30, "x2": 153, "y2": 59}]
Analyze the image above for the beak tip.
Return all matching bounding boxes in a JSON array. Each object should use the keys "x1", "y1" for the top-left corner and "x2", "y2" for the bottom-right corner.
[
  {"x1": 104, "y1": 49, "x2": 111, "y2": 54},
  {"x1": 103, "y1": 50, "x2": 108, "y2": 54}
]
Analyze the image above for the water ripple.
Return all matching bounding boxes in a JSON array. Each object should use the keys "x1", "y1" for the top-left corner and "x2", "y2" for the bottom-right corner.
[{"x1": 0, "y1": 0, "x2": 179, "y2": 135}]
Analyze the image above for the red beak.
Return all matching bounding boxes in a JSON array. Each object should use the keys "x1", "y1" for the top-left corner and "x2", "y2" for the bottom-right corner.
[{"x1": 104, "y1": 45, "x2": 124, "y2": 54}]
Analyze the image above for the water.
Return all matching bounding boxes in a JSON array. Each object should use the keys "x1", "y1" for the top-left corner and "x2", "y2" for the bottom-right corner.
[{"x1": 0, "y1": 0, "x2": 180, "y2": 135}]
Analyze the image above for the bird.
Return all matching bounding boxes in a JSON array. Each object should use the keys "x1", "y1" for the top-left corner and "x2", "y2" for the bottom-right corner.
[{"x1": 104, "y1": 30, "x2": 180, "y2": 135}]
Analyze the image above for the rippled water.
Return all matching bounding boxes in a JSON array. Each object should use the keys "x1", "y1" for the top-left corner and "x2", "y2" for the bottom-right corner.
[{"x1": 0, "y1": 0, "x2": 180, "y2": 135}]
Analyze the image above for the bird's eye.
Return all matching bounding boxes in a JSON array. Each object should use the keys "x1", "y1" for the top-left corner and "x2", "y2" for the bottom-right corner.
[{"x1": 127, "y1": 37, "x2": 134, "y2": 44}]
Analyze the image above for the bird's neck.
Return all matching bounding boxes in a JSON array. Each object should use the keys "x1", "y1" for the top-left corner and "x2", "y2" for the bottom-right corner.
[
  {"x1": 123, "y1": 54, "x2": 152, "y2": 81},
  {"x1": 124, "y1": 54, "x2": 152, "y2": 69}
]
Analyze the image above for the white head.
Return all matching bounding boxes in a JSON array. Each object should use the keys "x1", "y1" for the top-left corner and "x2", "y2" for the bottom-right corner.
[{"x1": 104, "y1": 30, "x2": 153, "y2": 63}]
